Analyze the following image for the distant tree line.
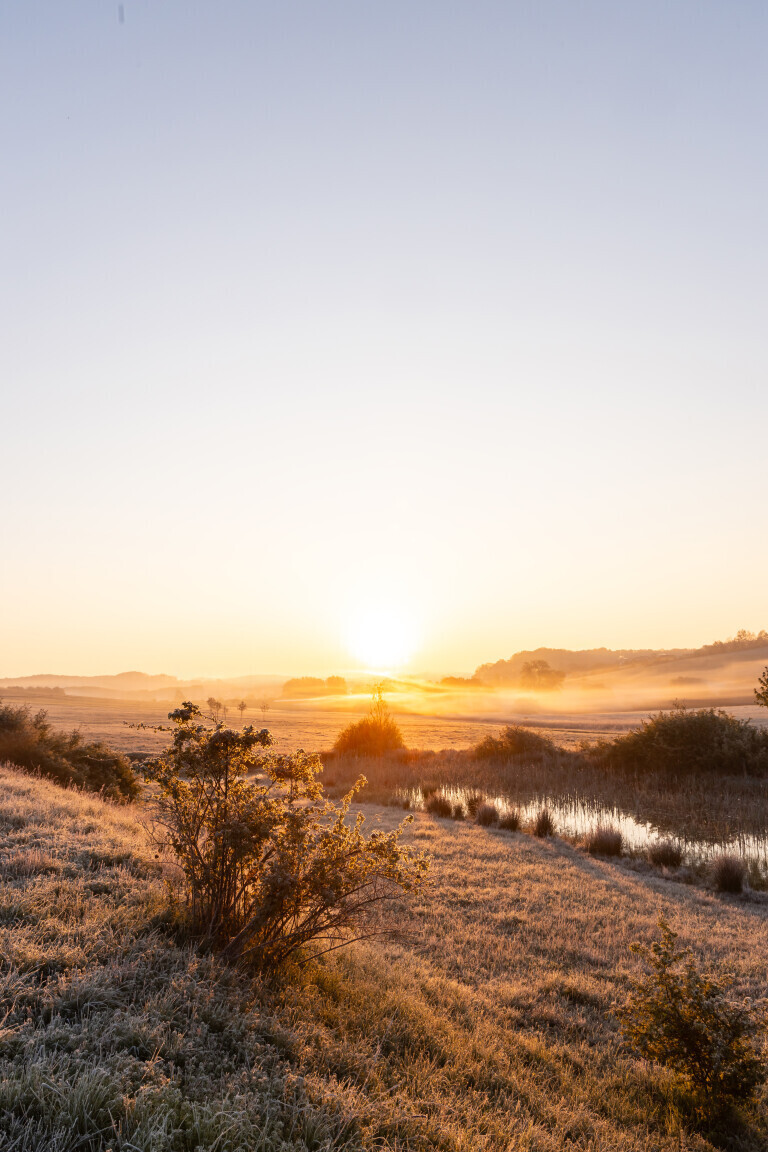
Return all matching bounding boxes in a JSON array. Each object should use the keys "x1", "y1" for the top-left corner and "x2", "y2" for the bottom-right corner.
[
  {"x1": 281, "y1": 676, "x2": 348, "y2": 699},
  {"x1": 699, "y1": 628, "x2": 768, "y2": 655}
]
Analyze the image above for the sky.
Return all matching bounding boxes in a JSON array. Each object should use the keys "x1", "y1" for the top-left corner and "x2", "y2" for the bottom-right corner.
[{"x1": 2, "y1": 1, "x2": 767, "y2": 678}]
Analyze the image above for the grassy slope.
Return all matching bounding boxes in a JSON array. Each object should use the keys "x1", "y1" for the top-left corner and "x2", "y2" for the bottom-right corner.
[{"x1": 1, "y1": 765, "x2": 767, "y2": 1151}]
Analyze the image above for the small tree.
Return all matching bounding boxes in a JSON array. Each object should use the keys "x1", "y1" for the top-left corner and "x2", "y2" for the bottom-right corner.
[
  {"x1": 619, "y1": 917, "x2": 766, "y2": 1105},
  {"x1": 259, "y1": 699, "x2": 270, "y2": 720},
  {"x1": 238, "y1": 700, "x2": 247, "y2": 723},
  {"x1": 147, "y1": 703, "x2": 427, "y2": 969},
  {"x1": 519, "y1": 660, "x2": 566, "y2": 691},
  {"x1": 206, "y1": 696, "x2": 223, "y2": 723},
  {"x1": 755, "y1": 667, "x2": 768, "y2": 710}
]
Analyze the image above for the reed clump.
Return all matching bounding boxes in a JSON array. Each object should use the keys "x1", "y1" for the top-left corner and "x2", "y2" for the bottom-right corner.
[
  {"x1": 585, "y1": 825, "x2": 623, "y2": 857},
  {"x1": 498, "y1": 809, "x2": 521, "y2": 832},
  {"x1": 533, "y1": 807, "x2": 555, "y2": 837},
  {"x1": 648, "y1": 840, "x2": 683, "y2": 868},
  {"x1": 425, "y1": 794, "x2": 453, "y2": 818},
  {"x1": 711, "y1": 854, "x2": 747, "y2": 895},
  {"x1": 476, "y1": 802, "x2": 499, "y2": 827}
]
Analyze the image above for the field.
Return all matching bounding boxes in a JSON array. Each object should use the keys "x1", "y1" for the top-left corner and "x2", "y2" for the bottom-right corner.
[
  {"x1": 4, "y1": 689, "x2": 766, "y2": 757},
  {"x1": 2, "y1": 762, "x2": 768, "y2": 1150}
]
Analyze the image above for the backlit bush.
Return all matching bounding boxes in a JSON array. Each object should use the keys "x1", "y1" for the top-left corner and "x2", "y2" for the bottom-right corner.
[
  {"x1": 590, "y1": 706, "x2": 768, "y2": 777},
  {"x1": 332, "y1": 685, "x2": 405, "y2": 757},
  {"x1": 475, "y1": 725, "x2": 559, "y2": 762},
  {"x1": 619, "y1": 917, "x2": 766, "y2": 1104},
  {"x1": 0, "y1": 700, "x2": 138, "y2": 802},
  {"x1": 148, "y1": 703, "x2": 428, "y2": 969}
]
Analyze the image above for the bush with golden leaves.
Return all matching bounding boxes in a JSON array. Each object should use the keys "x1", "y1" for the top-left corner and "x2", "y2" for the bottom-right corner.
[
  {"x1": 148, "y1": 703, "x2": 427, "y2": 969},
  {"x1": 619, "y1": 917, "x2": 766, "y2": 1104}
]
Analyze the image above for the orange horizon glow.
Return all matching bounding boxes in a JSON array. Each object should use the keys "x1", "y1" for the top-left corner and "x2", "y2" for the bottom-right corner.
[{"x1": 343, "y1": 603, "x2": 419, "y2": 674}]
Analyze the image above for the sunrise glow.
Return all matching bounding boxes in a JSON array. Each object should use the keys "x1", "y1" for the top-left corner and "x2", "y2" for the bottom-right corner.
[{"x1": 345, "y1": 606, "x2": 417, "y2": 672}]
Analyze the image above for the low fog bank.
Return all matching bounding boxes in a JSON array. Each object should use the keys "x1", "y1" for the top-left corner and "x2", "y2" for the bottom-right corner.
[{"x1": 3, "y1": 633, "x2": 768, "y2": 727}]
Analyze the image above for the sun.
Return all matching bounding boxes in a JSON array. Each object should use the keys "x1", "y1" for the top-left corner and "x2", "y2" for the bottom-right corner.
[{"x1": 345, "y1": 606, "x2": 416, "y2": 671}]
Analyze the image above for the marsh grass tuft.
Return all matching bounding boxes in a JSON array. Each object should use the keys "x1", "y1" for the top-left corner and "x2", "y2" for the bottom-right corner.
[
  {"x1": 425, "y1": 794, "x2": 452, "y2": 818},
  {"x1": 465, "y1": 792, "x2": 483, "y2": 817},
  {"x1": 533, "y1": 807, "x2": 555, "y2": 837},
  {"x1": 711, "y1": 854, "x2": 747, "y2": 895},
  {"x1": 476, "y1": 802, "x2": 499, "y2": 827},
  {"x1": 497, "y1": 809, "x2": 521, "y2": 832},
  {"x1": 585, "y1": 824, "x2": 623, "y2": 856},
  {"x1": 649, "y1": 840, "x2": 684, "y2": 868}
]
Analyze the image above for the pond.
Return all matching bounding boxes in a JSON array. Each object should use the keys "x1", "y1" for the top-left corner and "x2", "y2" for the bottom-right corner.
[{"x1": 396, "y1": 784, "x2": 768, "y2": 880}]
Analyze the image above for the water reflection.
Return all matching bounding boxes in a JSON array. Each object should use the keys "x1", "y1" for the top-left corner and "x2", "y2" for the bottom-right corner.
[{"x1": 398, "y1": 785, "x2": 768, "y2": 879}]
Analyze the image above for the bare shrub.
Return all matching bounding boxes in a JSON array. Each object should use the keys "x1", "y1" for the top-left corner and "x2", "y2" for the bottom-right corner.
[
  {"x1": 533, "y1": 808, "x2": 555, "y2": 838},
  {"x1": 332, "y1": 685, "x2": 405, "y2": 757},
  {"x1": 452, "y1": 802, "x2": 465, "y2": 820},
  {"x1": 425, "y1": 794, "x2": 452, "y2": 818},
  {"x1": 148, "y1": 703, "x2": 428, "y2": 969},
  {"x1": 648, "y1": 840, "x2": 683, "y2": 868},
  {"x1": 585, "y1": 825, "x2": 623, "y2": 857},
  {"x1": 476, "y1": 802, "x2": 499, "y2": 827},
  {"x1": 711, "y1": 854, "x2": 746, "y2": 894},
  {"x1": 497, "y1": 809, "x2": 520, "y2": 832},
  {"x1": 619, "y1": 917, "x2": 766, "y2": 1105}
]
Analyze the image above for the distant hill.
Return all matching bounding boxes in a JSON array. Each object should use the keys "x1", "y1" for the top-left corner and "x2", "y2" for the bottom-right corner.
[
  {"x1": 0, "y1": 671, "x2": 285, "y2": 702},
  {"x1": 475, "y1": 647, "x2": 688, "y2": 685},
  {"x1": 475, "y1": 630, "x2": 768, "y2": 692},
  {"x1": 0, "y1": 671, "x2": 180, "y2": 691}
]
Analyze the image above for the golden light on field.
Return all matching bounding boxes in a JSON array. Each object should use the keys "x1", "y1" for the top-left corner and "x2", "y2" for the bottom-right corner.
[{"x1": 345, "y1": 605, "x2": 417, "y2": 671}]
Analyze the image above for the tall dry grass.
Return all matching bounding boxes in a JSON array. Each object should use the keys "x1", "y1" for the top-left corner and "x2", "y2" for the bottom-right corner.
[{"x1": 322, "y1": 745, "x2": 768, "y2": 844}]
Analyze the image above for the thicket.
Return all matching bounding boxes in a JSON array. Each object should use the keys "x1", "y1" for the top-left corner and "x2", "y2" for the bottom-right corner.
[
  {"x1": 0, "y1": 699, "x2": 138, "y2": 801},
  {"x1": 332, "y1": 685, "x2": 405, "y2": 757},
  {"x1": 474, "y1": 724, "x2": 559, "y2": 762},
  {"x1": 589, "y1": 706, "x2": 768, "y2": 777},
  {"x1": 148, "y1": 703, "x2": 427, "y2": 969},
  {"x1": 619, "y1": 918, "x2": 766, "y2": 1106}
]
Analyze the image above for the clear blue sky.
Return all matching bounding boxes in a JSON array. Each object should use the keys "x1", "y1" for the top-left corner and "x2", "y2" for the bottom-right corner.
[{"x1": 2, "y1": 2, "x2": 767, "y2": 676}]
